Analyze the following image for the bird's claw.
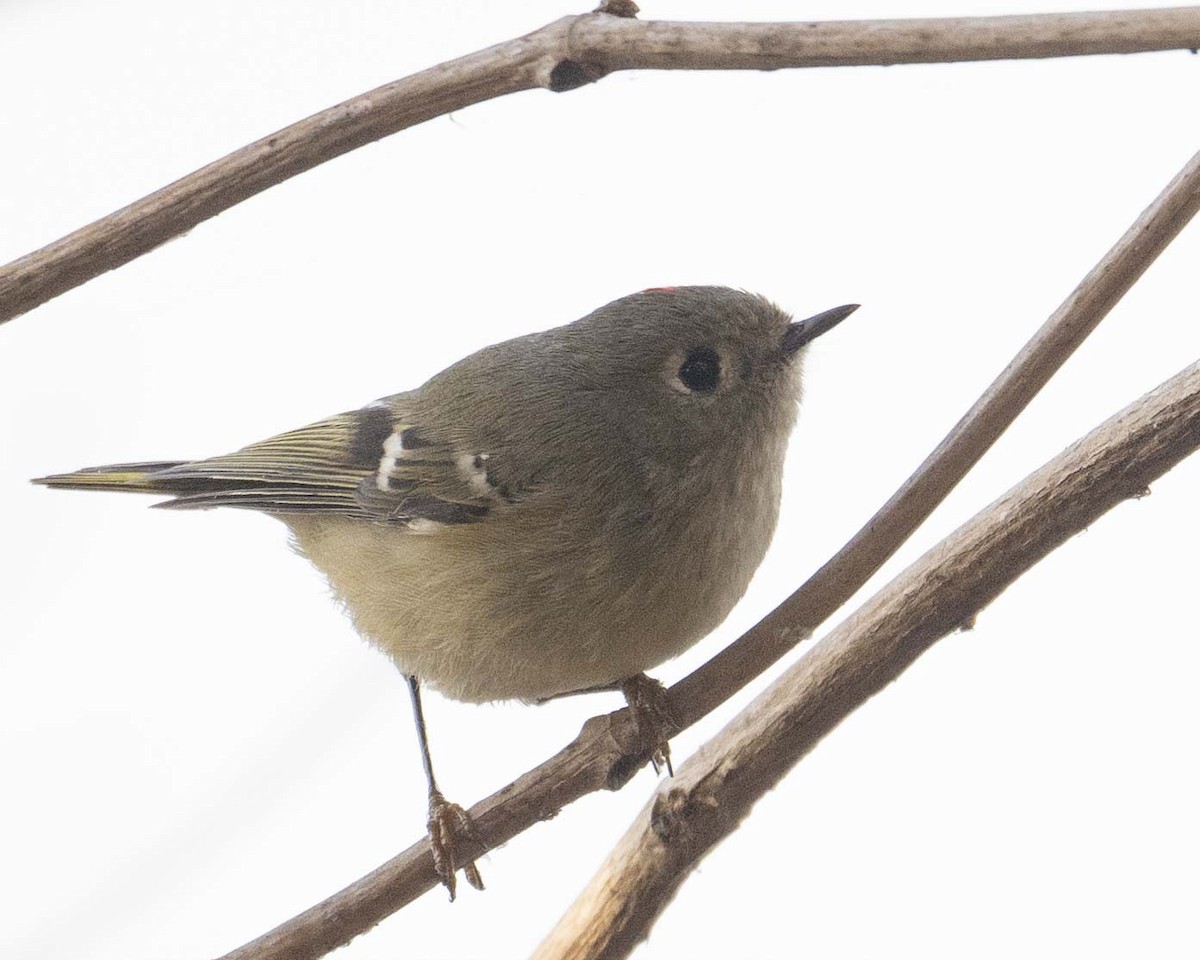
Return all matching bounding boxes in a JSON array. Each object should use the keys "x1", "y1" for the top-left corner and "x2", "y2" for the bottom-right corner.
[
  {"x1": 621, "y1": 673, "x2": 676, "y2": 777},
  {"x1": 428, "y1": 790, "x2": 484, "y2": 900}
]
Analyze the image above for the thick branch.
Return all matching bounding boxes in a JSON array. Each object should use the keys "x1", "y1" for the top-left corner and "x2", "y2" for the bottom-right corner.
[
  {"x1": 214, "y1": 149, "x2": 1200, "y2": 960},
  {"x1": 2, "y1": 7, "x2": 1199, "y2": 324},
  {"x1": 577, "y1": 6, "x2": 1200, "y2": 69},
  {"x1": 670, "y1": 145, "x2": 1200, "y2": 731},
  {"x1": 535, "y1": 358, "x2": 1200, "y2": 960}
]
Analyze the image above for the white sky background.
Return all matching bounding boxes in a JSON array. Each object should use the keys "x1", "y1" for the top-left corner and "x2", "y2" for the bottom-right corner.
[{"x1": 1, "y1": 1, "x2": 1197, "y2": 957}]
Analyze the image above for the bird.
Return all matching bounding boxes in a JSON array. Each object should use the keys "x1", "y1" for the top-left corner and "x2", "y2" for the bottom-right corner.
[{"x1": 35, "y1": 285, "x2": 857, "y2": 896}]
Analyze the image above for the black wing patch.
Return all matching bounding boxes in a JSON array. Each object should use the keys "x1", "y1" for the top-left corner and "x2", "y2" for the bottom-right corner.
[{"x1": 140, "y1": 402, "x2": 502, "y2": 527}]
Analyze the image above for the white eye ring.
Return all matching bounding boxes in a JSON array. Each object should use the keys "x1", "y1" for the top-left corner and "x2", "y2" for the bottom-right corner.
[{"x1": 669, "y1": 347, "x2": 725, "y2": 396}]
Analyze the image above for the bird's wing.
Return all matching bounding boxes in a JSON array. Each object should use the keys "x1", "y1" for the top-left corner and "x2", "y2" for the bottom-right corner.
[{"x1": 40, "y1": 401, "x2": 506, "y2": 526}]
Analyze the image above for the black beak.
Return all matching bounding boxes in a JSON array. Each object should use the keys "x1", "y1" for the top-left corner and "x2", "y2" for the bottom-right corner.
[{"x1": 782, "y1": 303, "x2": 859, "y2": 356}]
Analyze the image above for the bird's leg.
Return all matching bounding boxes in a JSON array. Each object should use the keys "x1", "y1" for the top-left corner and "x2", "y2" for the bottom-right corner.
[
  {"x1": 538, "y1": 674, "x2": 678, "y2": 776},
  {"x1": 534, "y1": 679, "x2": 625, "y2": 702},
  {"x1": 405, "y1": 674, "x2": 484, "y2": 900},
  {"x1": 619, "y1": 673, "x2": 677, "y2": 777}
]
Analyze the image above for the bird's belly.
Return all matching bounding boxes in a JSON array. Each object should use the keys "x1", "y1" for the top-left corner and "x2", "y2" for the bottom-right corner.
[{"x1": 287, "y1": 505, "x2": 773, "y2": 703}]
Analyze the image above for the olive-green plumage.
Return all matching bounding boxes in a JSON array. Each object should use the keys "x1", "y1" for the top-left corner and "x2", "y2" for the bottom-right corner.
[{"x1": 36, "y1": 287, "x2": 856, "y2": 702}]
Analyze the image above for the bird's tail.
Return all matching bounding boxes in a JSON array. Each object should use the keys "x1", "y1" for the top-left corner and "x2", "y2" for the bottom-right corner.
[
  {"x1": 33, "y1": 462, "x2": 188, "y2": 494},
  {"x1": 33, "y1": 408, "x2": 375, "y2": 514}
]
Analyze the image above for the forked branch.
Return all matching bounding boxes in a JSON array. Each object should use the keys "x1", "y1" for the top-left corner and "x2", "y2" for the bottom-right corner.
[
  {"x1": 216, "y1": 148, "x2": 1200, "y2": 960},
  {"x1": 6, "y1": 6, "x2": 1196, "y2": 957},
  {"x1": 1, "y1": 6, "x2": 1198, "y2": 324},
  {"x1": 534, "y1": 358, "x2": 1200, "y2": 959}
]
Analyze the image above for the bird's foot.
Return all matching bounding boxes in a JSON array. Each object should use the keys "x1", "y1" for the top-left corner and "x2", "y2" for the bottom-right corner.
[
  {"x1": 427, "y1": 790, "x2": 485, "y2": 900},
  {"x1": 620, "y1": 673, "x2": 677, "y2": 776}
]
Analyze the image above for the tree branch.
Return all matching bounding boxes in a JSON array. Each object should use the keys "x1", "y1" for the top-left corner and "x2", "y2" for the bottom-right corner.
[
  {"x1": 670, "y1": 145, "x2": 1200, "y2": 730},
  {"x1": 213, "y1": 149, "x2": 1200, "y2": 960},
  {"x1": 534, "y1": 356, "x2": 1200, "y2": 960},
  {"x1": 2, "y1": 6, "x2": 1198, "y2": 325}
]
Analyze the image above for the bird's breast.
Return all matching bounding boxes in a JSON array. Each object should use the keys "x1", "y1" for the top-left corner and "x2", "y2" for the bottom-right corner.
[{"x1": 287, "y1": 444, "x2": 785, "y2": 703}]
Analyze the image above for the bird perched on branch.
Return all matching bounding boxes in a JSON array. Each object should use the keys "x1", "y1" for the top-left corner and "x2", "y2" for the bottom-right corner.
[{"x1": 36, "y1": 286, "x2": 856, "y2": 897}]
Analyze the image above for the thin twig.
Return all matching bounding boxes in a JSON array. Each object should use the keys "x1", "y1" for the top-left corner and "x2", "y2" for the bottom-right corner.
[
  {"x1": 1, "y1": 7, "x2": 1198, "y2": 325},
  {"x1": 670, "y1": 147, "x2": 1200, "y2": 730},
  {"x1": 535, "y1": 359, "x2": 1200, "y2": 960},
  {"x1": 214, "y1": 149, "x2": 1200, "y2": 960}
]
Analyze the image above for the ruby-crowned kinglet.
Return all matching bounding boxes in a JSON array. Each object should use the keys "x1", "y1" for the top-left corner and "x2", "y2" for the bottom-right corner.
[{"x1": 37, "y1": 286, "x2": 856, "y2": 895}]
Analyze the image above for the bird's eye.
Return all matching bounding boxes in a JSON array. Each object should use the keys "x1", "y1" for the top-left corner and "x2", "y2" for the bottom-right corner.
[{"x1": 677, "y1": 348, "x2": 721, "y2": 393}]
